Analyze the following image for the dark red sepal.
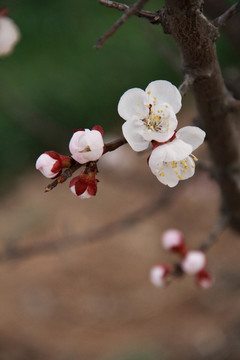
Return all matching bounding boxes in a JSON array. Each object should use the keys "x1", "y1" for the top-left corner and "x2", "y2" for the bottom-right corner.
[
  {"x1": 0, "y1": 7, "x2": 8, "y2": 16},
  {"x1": 92, "y1": 125, "x2": 104, "y2": 137}
]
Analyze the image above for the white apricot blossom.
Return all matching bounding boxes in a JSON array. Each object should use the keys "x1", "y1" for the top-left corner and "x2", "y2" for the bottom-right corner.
[
  {"x1": 118, "y1": 80, "x2": 182, "y2": 151},
  {"x1": 149, "y1": 265, "x2": 170, "y2": 287},
  {"x1": 161, "y1": 229, "x2": 185, "y2": 252},
  {"x1": 149, "y1": 126, "x2": 206, "y2": 187},
  {"x1": 0, "y1": 16, "x2": 21, "y2": 56},
  {"x1": 69, "y1": 126, "x2": 104, "y2": 164},
  {"x1": 181, "y1": 251, "x2": 206, "y2": 275}
]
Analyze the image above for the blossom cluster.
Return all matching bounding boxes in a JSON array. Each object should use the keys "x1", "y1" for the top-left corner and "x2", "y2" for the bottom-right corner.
[
  {"x1": 118, "y1": 80, "x2": 206, "y2": 187},
  {"x1": 36, "y1": 126, "x2": 104, "y2": 198},
  {"x1": 150, "y1": 229, "x2": 213, "y2": 289},
  {"x1": 36, "y1": 80, "x2": 205, "y2": 198},
  {"x1": 0, "y1": 8, "x2": 20, "y2": 56}
]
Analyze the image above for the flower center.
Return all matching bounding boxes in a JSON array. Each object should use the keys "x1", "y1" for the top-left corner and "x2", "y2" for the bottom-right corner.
[{"x1": 143, "y1": 103, "x2": 171, "y2": 133}]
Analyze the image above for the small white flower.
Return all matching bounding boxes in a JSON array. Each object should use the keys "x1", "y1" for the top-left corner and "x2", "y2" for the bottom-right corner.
[
  {"x1": 69, "y1": 126, "x2": 104, "y2": 164},
  {"x1": 0, "y1": 16, "x2": 21, "y2": 56},
  {"x1": 149, "y1": 126, "x2": 206, "y2": 187},
  {"x1": 118, "y1": 80, "x2": 182, "y2": 151},
  {"x1": 149, "y1": 265, "x2": 170, "y2": 287},
  {"x1": 162, "y1": 229, "x2": 185, "y2": 252},
  {"x1": 35, "y1": 152, "x2": 61, "y2": 178},
  {"x1": 181, "y1": 251, "x2": 206, "y2": 275}
]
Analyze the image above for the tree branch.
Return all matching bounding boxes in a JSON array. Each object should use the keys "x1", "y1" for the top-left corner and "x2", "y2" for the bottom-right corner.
[
  {"x1": 0, "y1": 190, "x2": 175, "y2": 263},
  {"x1": 44, "y1": 162, "x2": 82, "y2": 192},
  {"x1": 98, "y1": 0, "x2": 161, "y2": 21},
  {"x1": 213, "y1": 1, "x2": 240, "y2": 28},
  {"x1": 164, "y1": 0, "x2": 240, "y2": 231},
  {"x1": 95, "y1": 0, "x2": 150, "y2": 49},
  {"x1": 44, "y1": 136, "x2": 127, "y2": 192},
  {"x1": 199, "y1": 214, "x2": 229, "y2": 252}
]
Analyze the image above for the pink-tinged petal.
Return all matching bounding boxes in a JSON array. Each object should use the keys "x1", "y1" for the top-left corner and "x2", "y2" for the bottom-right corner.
[
  {"x1": 149, "y1": 265, "x2": 170, "y2": 287},
  {"x1": 145, "y1": 80, "x2": 182, "y2": 114},
  {"x1": 118, "y1": 88, "x2": 149, "y2": 121},
  {"x1": 84, "y1": 129, "x2": 104, "y2": 151},
  {"x1": 181, "y1": 251, "x2": 206, "y2": 275},
  {"x1": 176, "y1": 126, "x2": 206, "y2": 151},
  {"x1": 35, "y1": 153, "x2": 60, "y2": 178},
  {"x1": 69, "y1": 129, "x2": 104, "y2": 164},
  {"x1": 150, "y1": 138, "x2": 192, "y2": 163},
  {"x1": 162, "y1": 229, "x2": 185, "y2": 252},
  {"x1": 122, "y1": 119, "x2": 150, "y2": 152},
  {"x1": 69, "y1": 131, "x2": 87, "y2": 155}
]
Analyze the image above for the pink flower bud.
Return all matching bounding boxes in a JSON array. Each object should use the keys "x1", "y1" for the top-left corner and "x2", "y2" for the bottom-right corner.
[
  {"x1": 161, "y1": 229, "x2": 186, "y2": 254},
  {"x1": 0, "y1": 16, "x2": 21, "y2": 56},
  {"x1": 149, "y1": 264, "x2": 170, "y2": 287},
  {"x1": 69, "y1": 166, "x2": 99, "y2": 199},
  {"x1": 181, "y1": 251, "x2": 206, "y2": 275},
  {"x1": 69, "y1": 126, "x2": 104, "y2": 164},
  {"x1": 196, "y1": 269, "x2": 213, "y2": 289},
  {"x1": 36, "y1": 151, "x2": 73, "y2": 178}
]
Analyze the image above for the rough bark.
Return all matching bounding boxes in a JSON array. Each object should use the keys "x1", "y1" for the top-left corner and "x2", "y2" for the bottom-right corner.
[{"x1": 163, "y1": 0, "x2": 240, "y2": 230}]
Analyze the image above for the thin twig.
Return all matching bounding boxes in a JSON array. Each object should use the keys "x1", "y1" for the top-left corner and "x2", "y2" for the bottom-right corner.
[
  {"x1": 45, "y1": 136, "x2": 127, "y2": 192},
  {"x1": 104, "y1": 136, "x2": 127, "y2": 153},
  {"x1": 179, "y1": 74, "x2": 195, "y2": 96},
  {"x1": 44, "y1": 162, "x2": 81, "y2": 192},
  {"x1": 213, "y1": 1, "x2": 240, "y2": 28},
  {"x1": 95, "y1": 0, "x2": 149, "y2": 49},
  {"x1": 198, "y1": 214, "x2": 229, "y2": 252},
  {"x1": 0, "y1": 190, "x2": 175, "y2": 263},
  {"x1": 98, "y1": 0, "x2": 160, "y2": 21}
]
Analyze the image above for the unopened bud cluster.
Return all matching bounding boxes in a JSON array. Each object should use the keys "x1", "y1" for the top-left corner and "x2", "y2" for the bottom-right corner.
[
  {"x1": 150, "y1": 229, "x2": 213, "y2": 289},
  {"x1": 36, "y1": 126, "x2": 104, "y2": 198}
]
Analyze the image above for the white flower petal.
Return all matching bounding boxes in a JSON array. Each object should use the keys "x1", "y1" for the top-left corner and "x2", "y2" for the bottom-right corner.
[
  {"x1": 176, "y1": 126, "x2": 206, "y2": 151},
  {"x1": 35, "y1": 153, "x2": 57, "y2": 178},
  {"x1": 150, "y1": 138, "x2": 192, "y2": 163},
  {"x1": 157, "y1": 168, "x2": 180, "y2": 187},
  {"x1": 181, "y1": 251, "x2": 206, "y2": 275},
  {"x1": 162, "y1": 229, "x2": 184, "y2": 251},
  {"x1": 145, "y1": 80, "x2": 182, "y2": 114},
  {"x1": 69, "y1": 129, "x2": 104, "y2": 164},
  {"x1": 122, "y1": 120, "x2": 150, "y2": 151},
  {"x1": 149, "y1": 266, "x2": 166, "y2": 287},
  {"x1": 79, "y1": 189, "x2": 92, "y2": 199},
  {"x1": 149, "y1": 153, "x2": 196, "y2": 188},
  {"x1": 142, "y1": 129, "x2": 175, "y2": 143},
  {"x1": 180, "y1": 156, "x2": 195, "y2": 180},
  {"x1": 85, "y1": 129, "x2": 104, "y2": 150},
  {"x1": 118, "y1": 88, "x2": 149, "y2": 121}
]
